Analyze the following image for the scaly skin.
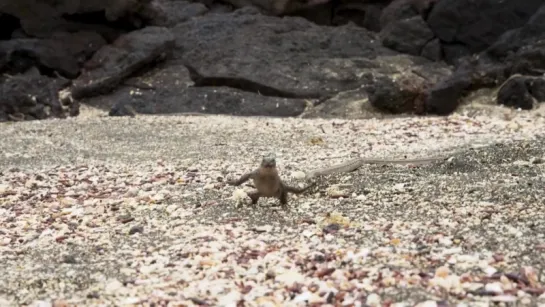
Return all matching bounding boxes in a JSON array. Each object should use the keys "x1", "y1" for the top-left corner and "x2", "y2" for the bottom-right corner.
[{"x1": 227, "y1": 153, "x2": 314, "y2": 209}]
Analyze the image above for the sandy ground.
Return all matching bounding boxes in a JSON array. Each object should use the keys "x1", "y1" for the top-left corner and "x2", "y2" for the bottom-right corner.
[{"x1": 1, "y1": 104, "x2": 545, "y2": 306}]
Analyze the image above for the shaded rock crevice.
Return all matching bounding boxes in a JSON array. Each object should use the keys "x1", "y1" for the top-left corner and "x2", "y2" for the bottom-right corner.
[{"x1": 183, "y1": 63, "x2": 322, "y2": 99}]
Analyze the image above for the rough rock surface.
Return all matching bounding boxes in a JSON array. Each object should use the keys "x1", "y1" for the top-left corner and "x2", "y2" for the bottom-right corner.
[
  {"x1": 427, "y1": 0, "x2": 543, "y2": 58},
  {"x1": 379, "y1": 15, "x2": 434, "y2": 56},
  {"x1": 83, "y1": 11, "x2": 454, "y2": 117},
  {"x1": 0, "y1": 0, "x2": 162, "y2": 37},
  {"x1": 2, "y1": 0, "x2": 545, "y2": 121},
  {"x1": 69, "y1": 26, "x2": 175, "y2": 100},
  {"x1": 0, "y1": 68, "x2": 75, "y2": 122},
  {"x1": 149, "y1": 0, "x2": 209, "y2": 27},
  {"x1": 173, "y1": 12, "x2": 395, "y2": 98},
  {"x1": 0, "y1": 32, "x2": 106, "y2": 78},
  {"x1": 425, "y1": 1, "x2": 545, "y2": 115},
  {"x1": 303, "y1": 54, "x2": 451, "y2": 118},
  {"x1": 496, "y1": 75, "x2": 545, "y2": 110}
]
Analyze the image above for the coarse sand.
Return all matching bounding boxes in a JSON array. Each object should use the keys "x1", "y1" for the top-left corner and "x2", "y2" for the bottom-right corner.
[{"x1": 1, "y1": 105, "x2": 545, "y2": 306}]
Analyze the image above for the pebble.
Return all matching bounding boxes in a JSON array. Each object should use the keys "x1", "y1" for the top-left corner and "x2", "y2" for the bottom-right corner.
[
  {"x1": 275, "y1": 271, "x2": 305, "y2": 286},
  {"x1": 366, "y1": 293, "x2": 381, "y2": 306},
  {"x1": 485, "y1": 282, "x2": 504, "y2": 294},
  {"x1": 104, "y1": 279, "x2": 123, "y2": 294}
]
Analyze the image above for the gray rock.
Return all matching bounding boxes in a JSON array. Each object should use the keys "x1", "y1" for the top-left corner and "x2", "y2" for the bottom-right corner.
[
  {"x1": 380, "y1": 15, "x2": 434, "y2": 56},
  {"x1": 0, "y1": 68, "x2": 74, "y2": 122},
  {"x1": 70, "y1": 26, "x2": 175, "y2": 100},
  {"x1": 427, "y1": 0, "x2": 543, "y2": 53}
]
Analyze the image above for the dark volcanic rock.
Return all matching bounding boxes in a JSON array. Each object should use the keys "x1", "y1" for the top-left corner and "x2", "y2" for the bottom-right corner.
[
  {"x1": 303, "y1": 54, "x2": 452, "y2": 118},
  {"x1": 108, "y1": 86, "x2": 308, "y2": 117},
  {"x1": 380, "y1": 15, "x2": 434, "y2": 56},
  {"x1": 527, "y1": 77, "x2": 545, "y2": 102},
  {"x1": 172, "y1": 12, "x2": 397, "y2": 99},
  {"x1": 0, "y1": 68, "x2": 75, "y2": 122},
  {"x1": 497, "y1": 76, "x2": 535, "y2": 110},
  {"x1": 217, "y1": 0, "x2": 332, "y2": 16},
  {"x1": 69, "y1": 26, "x2": 175, "y2": 100},
  {"x1": 424, "y1": 70, "x2": 472, "y2": 115},
  {"x1": 421, "y1": 38, "x2": 441, "y2": 61},
  {"x1": 293, "y1": 2, "x2": 335, "y2": 26},
  {"x1": 2, "y1": 0, "x2": 463, "y2": 120},
  {"x1": 85, "y1": 62, "x2": 308, "y2": 117},
  {"x1": 427, "y1": 0, "x2": 543, "y2": 54},
  {"x1": 88, "y1": 12, "x2": 452, "y2": 119},
  {"x1": 368, "y1": 75, "x2": 427, "y2": 114},
  {"x1": 0, "y1": 0, "x2": 163, "y2": 37},
  {"x1": 487, "y1": 4, "x2": 545, "y2": 58},
  {"x1": 496, "y1": 75, "x2": 545, "y2": 110},
  {"x1": 150, "y1": 1, "x2": 209, "y2": 27},
  {"x1": 441, "y1": 43, "x2": 471, "y2": 65},
  {"x1": 425, "y1": 2, "x2": 545, "y2": 116},
  {"x1": 367, "y1": 55, "x2": 450, "y2": 115},
  {"x1": 379, "y1": 0, "x2": 436, "y2": 29},
  {"x1": 332, "y1": 2, "x2": 384, "y2": 31},
  {"x1": 379, "y1": 0, "x2": 416, "y2": 29},
  {"x1": 0, "y1": 32, "x2": 105, "y2": 78}
]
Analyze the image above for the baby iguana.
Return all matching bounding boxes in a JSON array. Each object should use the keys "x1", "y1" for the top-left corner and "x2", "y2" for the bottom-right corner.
[{"x1": 226, "y1": 153, "x2": 315, "y2": 209}]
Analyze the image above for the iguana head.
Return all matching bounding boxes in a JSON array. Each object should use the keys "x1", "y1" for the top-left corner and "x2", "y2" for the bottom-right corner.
[{"x1": 261, "y1": 152, "x2": 277, "y2": 168}]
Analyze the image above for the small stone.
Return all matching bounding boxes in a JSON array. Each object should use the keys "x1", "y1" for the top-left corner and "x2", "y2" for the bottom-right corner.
[
  {"x1": 129, "y1": 225, "x2": 144, "y2": 235},
  {"x1": 121, "y1": 297, "x2": 142, "y2": 305},
  {"x1": 393, "y1": 183, "x2": 405, "y2": 192},
  {"x1": 253, "y1": 225, "x2": 272, "y2": 233},
  {"x1": 104, "y1": 279, "x2": 123, "y2": 294},
  {"x1": 435, "y1": 266, "x2": 449, "y2": 278},
  {"x1": 217, "y1": 291, "x2": 241, "y2": 306},
  {"x1": 485, "y1": 282, "x2": 503, "y2": 294},
  {"x1": 232, "y1": 189, "x2": 249, "y2": 202},
  {"x1": 276, "y1": 270, "x2": 305, "y2": 286},
  {"x1": 125, "y1": 187, "x2": 139, "y2": 197},
  {"x1": 0, "y1": 184, "x2": 9, "y2": 193},
  {"x1": 292, "y1": 291, "x2": 312, "y2": 303},
  {"x1": 291, "y1": 171, "x2": 306, "y2": 180},
  {"x1": 438, "y1": 237, "x2": 453, "y2": 246},
  {"x1": 366, "y1": 293, "x2": 381, "y2": 306},
  {"x1": 118, "y1": 215, "x2": 134, "y2": 224},
  {"x1": 62, "y1": 255, "x2": 77, "y2": 264},
  {"x1": 416, "y1": 301, "x2": 437, "y2": 307},
  {"x1": 265, "y1": 270, "x2": 276, "y2": 280},
  {"x1": 1, "y1": 238, "x2": 11, "y2": 246},
  {"x1": 356, "y1": 194, "x2": 367, "y2": 200},
  {"x1": 29, "y1": 300, "x2": 52, "y2": 307},
  {"x1": 484, "y1": 266, "x2": 497, "y2": 276},
  {"x1": 491, "y1": 295, "x2": 516, "y2": 302}
]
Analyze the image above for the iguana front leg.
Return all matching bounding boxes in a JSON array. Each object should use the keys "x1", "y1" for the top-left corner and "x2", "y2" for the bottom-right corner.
[{"x1": 226, "y1": 169, "x2": 257, "y2": 186}]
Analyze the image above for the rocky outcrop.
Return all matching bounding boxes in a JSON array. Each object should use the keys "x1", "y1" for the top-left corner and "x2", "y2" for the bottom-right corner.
[
  {"x1": 379, "y1": 15, "x2": 434, "y2": 57},
  {"x1": 0, "y1": 32, "x2": 106, "y2": 78},
  {"x1": 0, "y1": 0, "x2": 163, "y2": 38},
  {"x1": 2, "y1": 0, "x2": 545, "y2": 122},
  {"x1": 0, "y1": 68, "x2": 74, "y2": 122},
  {"x1": 425, "y1": 2, "x2": 545, "y2": 114},
  {"x1": 427, "y1": 0, "x2": 543, "y2": 57},
  {"x1": 497, "y1": 75, "x2": 545, "y2": 110},
  {"x1": 69, "y1": 26, "x2": 175, "y2": 100}
]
